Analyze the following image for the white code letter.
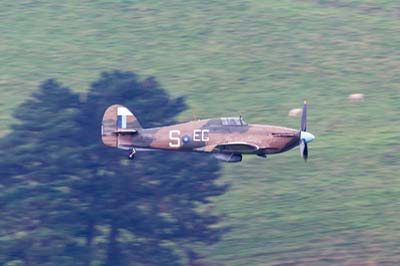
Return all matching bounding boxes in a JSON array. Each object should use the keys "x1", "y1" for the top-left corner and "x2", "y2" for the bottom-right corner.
[
  {"x1": 169, "y1": 130, "x2": 181, "y2": 147},
  {"x1": 201, "y1": 129, "x2": 209, "y2": 141},
  {"x1": 193, "y1": 129, "x2": 202, "y2": 141}
]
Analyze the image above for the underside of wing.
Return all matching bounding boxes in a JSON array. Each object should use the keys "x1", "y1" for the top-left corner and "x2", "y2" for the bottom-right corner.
[{"x1": 212, "y1": 142, "x2": 259, "y2": 154}]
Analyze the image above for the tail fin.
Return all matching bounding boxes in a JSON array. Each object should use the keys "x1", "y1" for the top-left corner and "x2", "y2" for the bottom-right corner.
[{"x1": 101, "y1": 104, "x2": 142, "y2": 149}]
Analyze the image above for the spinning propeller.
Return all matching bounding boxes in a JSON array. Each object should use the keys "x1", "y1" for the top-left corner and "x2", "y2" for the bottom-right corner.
[{"x1": 299, "y1": 100, "x2": 315, "y2": 161}]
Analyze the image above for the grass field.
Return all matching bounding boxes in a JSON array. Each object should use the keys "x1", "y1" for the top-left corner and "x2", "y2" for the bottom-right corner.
[{"x1": 1, "y1": 1, "x2": 400, "y2": 265}]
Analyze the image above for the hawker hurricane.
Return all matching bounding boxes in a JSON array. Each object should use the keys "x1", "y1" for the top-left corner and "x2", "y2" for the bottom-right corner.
[{"x1": 101, "y1": 101, "x2": 315, "y2": 162}]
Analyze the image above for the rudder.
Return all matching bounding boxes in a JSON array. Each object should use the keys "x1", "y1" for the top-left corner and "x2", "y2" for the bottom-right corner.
[{"x1": 101, "y1": 104, "x2": 142, "y2": 149}]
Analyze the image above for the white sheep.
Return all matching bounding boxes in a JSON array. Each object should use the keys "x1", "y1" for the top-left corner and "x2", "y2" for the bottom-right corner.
[
  {"x1": 288, "y1": 108, "x2": 303, "y2": 117},
  {"x1": 348, "y1": 93, "x2": 365, "y2": 102}
]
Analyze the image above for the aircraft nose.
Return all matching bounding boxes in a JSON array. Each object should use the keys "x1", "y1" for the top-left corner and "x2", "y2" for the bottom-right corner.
[{"x1": 300, "y1": 131, "x2": 315, "y2": 144}]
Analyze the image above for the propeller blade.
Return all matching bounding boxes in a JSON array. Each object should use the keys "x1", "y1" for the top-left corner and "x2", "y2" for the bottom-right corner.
[
  {"x1": 300, "y1": 139, "x2": 308, "y2": 161},
  {"x1": 303, "y1": 142, "x2": 308, "y2": 161},
  {"x1": 301, "y1": 100, "x2": 307, "y2": 132},
  {"x1": 300, "y1": 139, "x2": 304, "y2": 156}
]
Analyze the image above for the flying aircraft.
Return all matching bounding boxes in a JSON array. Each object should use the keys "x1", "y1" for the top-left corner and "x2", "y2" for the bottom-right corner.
[{"x1": 101, "y1": 101, "x2": 315, "y2": 162}]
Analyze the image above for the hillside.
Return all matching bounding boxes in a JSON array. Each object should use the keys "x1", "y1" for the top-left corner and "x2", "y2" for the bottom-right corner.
[{"x1": 1, "y1": 1, "x2": 400, "y2": 265}]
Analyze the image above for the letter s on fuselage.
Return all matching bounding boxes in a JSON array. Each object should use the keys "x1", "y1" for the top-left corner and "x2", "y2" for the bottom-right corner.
[{"x1": 167, "y1": 129, "x2": 210, "y2": 148}]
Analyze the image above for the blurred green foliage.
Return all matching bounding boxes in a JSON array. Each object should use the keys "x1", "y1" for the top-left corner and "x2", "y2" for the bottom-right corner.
[
  {"x1": 1, "y1": 0, "x2": 400, "y2": 265},
  {"x1": 0, "y1": 72, "x2": 227, "y2": 265}
]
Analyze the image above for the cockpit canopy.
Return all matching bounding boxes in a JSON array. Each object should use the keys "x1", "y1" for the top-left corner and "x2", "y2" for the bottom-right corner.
[{"x1": 221, "y1": 117, "x2": 248, "y2": 126}]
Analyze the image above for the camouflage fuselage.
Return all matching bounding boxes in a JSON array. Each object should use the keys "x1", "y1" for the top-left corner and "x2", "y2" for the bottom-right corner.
[{"x1": 109, "y1": 118, "x2": 300, "y2": 155}]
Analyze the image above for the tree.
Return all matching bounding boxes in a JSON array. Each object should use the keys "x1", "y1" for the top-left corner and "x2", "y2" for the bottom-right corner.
[
  {"x1": 0, "y1": 80, "x2": 83, "y2": 266},
  {"x1": 0, "y1": 71, "x2": 228, "y2": 266}
]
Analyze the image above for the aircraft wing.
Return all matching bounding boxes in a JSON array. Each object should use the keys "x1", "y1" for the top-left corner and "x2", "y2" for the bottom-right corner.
[{"x1": 212, "y1": 142, "x2": 259, "y2": 153}]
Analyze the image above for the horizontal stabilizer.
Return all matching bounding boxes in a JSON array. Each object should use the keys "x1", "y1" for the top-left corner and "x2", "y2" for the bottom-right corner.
[{"x1": 112, "y1": 129, "x2": 138, "y2": 134}]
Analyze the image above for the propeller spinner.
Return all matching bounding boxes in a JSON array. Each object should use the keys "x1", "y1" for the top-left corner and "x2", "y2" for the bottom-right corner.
[{"x1": 299, "y1": 100, "x2": 315, "y2": 161}]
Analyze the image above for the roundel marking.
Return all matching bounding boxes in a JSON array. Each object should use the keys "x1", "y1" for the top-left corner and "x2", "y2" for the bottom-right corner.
[{"x1": 182, "y1": 135, "x2": 191, "y2": 144}]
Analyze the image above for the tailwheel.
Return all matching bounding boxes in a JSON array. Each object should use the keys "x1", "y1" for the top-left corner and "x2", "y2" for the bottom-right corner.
[{"x1": 128, "y1": 148, "x2": 136, "y2": 160}]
